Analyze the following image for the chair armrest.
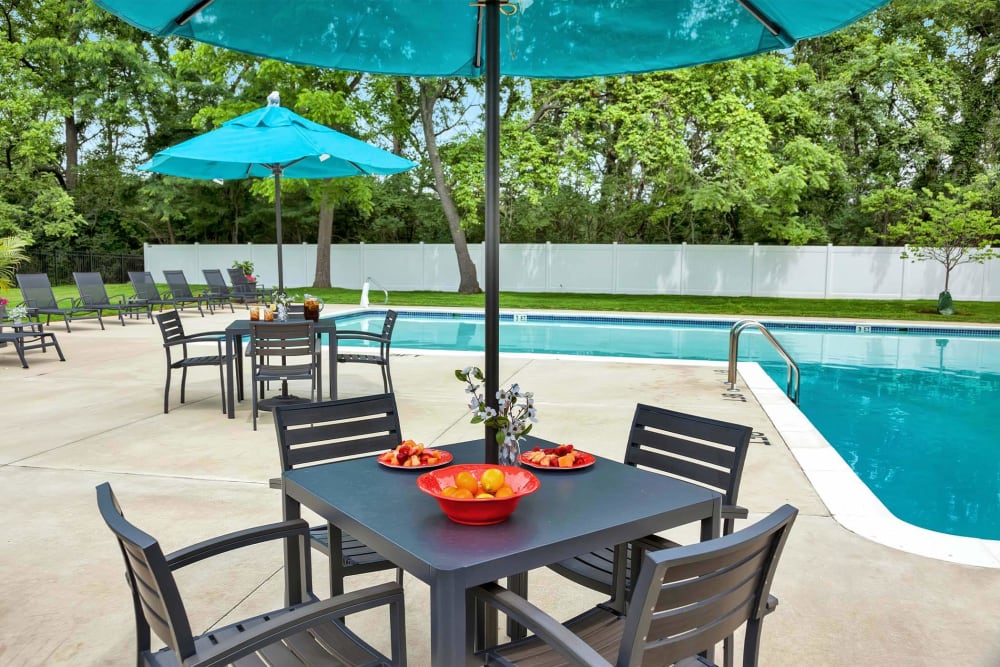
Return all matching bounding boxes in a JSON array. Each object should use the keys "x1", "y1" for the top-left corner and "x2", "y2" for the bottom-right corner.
[
  {"x1": 336, "y1": 330, "x2": 388, "y2": 343},
  {"x1": 56, "y1": 296, "x2": 77, "y2": 308},
  {"x1": 764, "y1": 594, "x2": 778, "y2": 615},
  {"x1": 165, "y1": 518, "x2": 310, "y2": 570},
  {"x1": 472, "y1": 582, "x2": 613, "y2": 666},
  {"x1": 268, "y1": 477, "x2": 282, "y2": 490},
  {"x1": 722, "y1": 504, "x2": 749, "y2": 521},
  {"x1": 189, "y1": 582, "x2": 405, "y2": 667},
  {"x1": 169, "y1": 331, "x2": 228, "y2": 344}
]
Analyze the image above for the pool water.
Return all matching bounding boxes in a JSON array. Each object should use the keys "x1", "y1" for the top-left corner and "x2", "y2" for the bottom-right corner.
[{"x1": 334, "y1": 310, "x2": 1000, "y2": 540}]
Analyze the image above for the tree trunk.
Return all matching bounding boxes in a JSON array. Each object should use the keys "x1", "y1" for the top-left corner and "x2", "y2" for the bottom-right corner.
[
  {"x1": 313, "y1": 186, "x2": 333, "y2": 288},
  {"x1": 64, "y1": 114, "x2": 79, "y2": 190},
  {"x1": 419, "y1": 82, "x2": 482, "y2": 294}
]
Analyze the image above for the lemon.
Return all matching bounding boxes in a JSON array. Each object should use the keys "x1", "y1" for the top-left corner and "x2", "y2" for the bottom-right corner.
[{"x1": 480, "y1": 468, "x2": 506, "y2": 493}]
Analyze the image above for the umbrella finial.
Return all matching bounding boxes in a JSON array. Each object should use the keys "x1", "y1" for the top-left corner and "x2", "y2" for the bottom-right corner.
[{"x1": 267, "y1": 91, "x2": 280, "y2": 107}]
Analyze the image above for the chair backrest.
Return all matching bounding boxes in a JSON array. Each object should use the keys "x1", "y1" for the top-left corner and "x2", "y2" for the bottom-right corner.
[
  {"x1": 73, "y1": 272, "x2": 111, "y2": 306},
  {"x1": 202, "y1": 269, "x2": 231, "y2": 296},
  {"x1": 163, "y1": 270, "x2": 195, "y2": 298},
  {"x1": 625, "y1": 404, "x2": 752, "y2": 514},
  {"x1": 227, "y1": 268, "x2": 257, "y2": 297},
  {"x1": 129, "y1": 271, "x2": 162, "y2": 301},
  {"x1": 95, "y1": 482, "x2": 196, "y2": 661},
  {"x1": 379, "y1": 310, "x2": 398, "y2": 351},
  {"x1": 16, "y1": 273, "x2": 58, "y2": 309},
  {"x1": 155, "y1": 310, "x2": 186, "y2": 346},
  {"x1": 620, "y1": 504, "x2": 798, "y2": 666},
  {"x1": 273, "y1": 394, "x2": 403, "y2": 472}
]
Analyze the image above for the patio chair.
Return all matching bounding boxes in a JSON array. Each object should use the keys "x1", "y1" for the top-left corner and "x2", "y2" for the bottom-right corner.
[
  {"x1": 336, "y1": 309, "x2": 398, "y2": 393},
  {"x1": 16, "y1": 272, "x2": 104, "y2": 332},
  {"x1": 249, "y1": 321, "x2": 317, "y2": 430},
  {"x1": 128, "y1": 271, "x2": 200, "y2": 316},
  {"x1": 548, "y1": 404, "x2": 753, "y2": 600},
  {"x1": 162, "y1": 270, "x2": 213, "y2": 315},
  {"x1": 227, "y1": 267, "x2": 270, "y2": 302},
  {"x1": 471, "y1": 504, "x2": 797, "y2": 667},
  {"x1": 72, "y1": 271, "x2": 152, "y2": 326},
  {"x1": 155, "y1": 310, "x2": 228, "y2": 414},
  {"x1": 96, "y1": 482, "x2": 407, "y2": 667},
  {"x1": 202, "y1": 268, "x2": 250, "y2": 309},
  {"x1": 272, "y1": 394, "x2": 405, "y2": 596},
  {"x1": 0, "y1": 314, "x2": 65, "y2": 368}
]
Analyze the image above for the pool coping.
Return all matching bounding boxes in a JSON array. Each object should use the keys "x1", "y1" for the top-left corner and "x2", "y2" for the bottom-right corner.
[{"x1": 335, "y1": 305, "x2": 1000, "y2": 568}]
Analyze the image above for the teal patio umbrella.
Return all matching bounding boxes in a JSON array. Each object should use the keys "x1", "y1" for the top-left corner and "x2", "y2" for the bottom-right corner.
[
  {"x1": 96, "y1": 0, "x2": 889, "y2": 462},
  {"x1": 141, "y1": 91, "x2": 417, "y2": 291}
]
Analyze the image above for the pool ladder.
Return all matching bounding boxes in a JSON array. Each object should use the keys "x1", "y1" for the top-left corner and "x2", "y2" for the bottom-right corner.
[{"x1": 727, "y1": 320, "x2": 800, "y2": 404}]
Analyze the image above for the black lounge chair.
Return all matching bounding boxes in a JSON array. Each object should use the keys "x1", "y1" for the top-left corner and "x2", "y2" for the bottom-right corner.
[
  {"x1": 72, "y1": 272, "x2": 152, "y2": 325},
  {"x1": 96, "y1": 482, "x2": 407, "y2": 667},
  {"x1": 0, "y1": 314, "x2": 65, "y2": 368},
  {"x1": 16, "y1": 272, "x2": 104, "y2": 332},
  {"x1": 472, "y1": 504, "x2": 797, "y2": 667},
  {"x1": 162, "y1": 270, "x2": 214, "y2": 315},
  {"x1": 336, "y1": 309, "x2": 398, "y2": 393},
  {"x1": 227, "y1": 267, "x2": 270, "y2": 302},
  {"x1": 128, "y1": 271, "x2": 202, "y2": 316},
  {"x1": 154, "y1": 310, "x2": 227, "y2": 414},
  {"x1": 202, "y1": 268, "x2": 249, "y2": 309}
]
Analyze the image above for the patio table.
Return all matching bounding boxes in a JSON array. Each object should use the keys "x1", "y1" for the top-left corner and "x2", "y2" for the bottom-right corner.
[
  {"x1": 223, "y1": 317, "x2": 338, "y2": 418},
  {"x1": 282, "y1": 438, "x2": 722, "y2": 667}
]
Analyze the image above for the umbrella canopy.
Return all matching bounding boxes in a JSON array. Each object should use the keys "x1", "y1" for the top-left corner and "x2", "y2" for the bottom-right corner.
[
  {"x1": 141, "y1": 92, "x2": 417, "y2": 290},
  {"x1": 98, "y1": 0, "x2": 889, "y2": 462}
]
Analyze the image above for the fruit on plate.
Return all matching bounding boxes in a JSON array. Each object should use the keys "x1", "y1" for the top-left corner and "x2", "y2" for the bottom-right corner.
[
  {"x1": 377, "y1": 439, "x2": 443, "y2": 467},
  {"x1": 525, "y1": 444, "x2": 585, "y2": 467}
]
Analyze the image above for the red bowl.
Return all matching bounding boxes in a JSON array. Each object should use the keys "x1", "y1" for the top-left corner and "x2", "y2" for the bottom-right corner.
[{"x1": 417, "y1": 464, "x2": 540, "y2": 525}]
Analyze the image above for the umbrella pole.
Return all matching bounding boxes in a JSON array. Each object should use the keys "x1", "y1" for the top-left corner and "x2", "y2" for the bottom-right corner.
[
  {"x1": 484, "y1": 0, "x2": 500, "y2": 465},
  {"x1": 274, "y1": 167, "x2": 284, "y2": 293}
]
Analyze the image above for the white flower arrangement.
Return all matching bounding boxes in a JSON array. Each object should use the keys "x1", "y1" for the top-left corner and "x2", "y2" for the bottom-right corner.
[
  {"x1": 456, "y1": 366, "x2": 537, "y2": 448},
  {"x1": 6, "y1": 303, "x2": 28, "y2": 322}
]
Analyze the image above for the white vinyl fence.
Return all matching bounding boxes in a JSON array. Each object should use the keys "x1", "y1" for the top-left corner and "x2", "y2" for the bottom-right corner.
[{"x1": 144, "y1": 242, "x2": 1000, "y2": 301}]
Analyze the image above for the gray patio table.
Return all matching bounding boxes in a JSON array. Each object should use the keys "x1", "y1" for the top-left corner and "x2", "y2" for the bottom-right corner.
[
  {"x1": 282, "y1": 438, "x2": 722, "y2": 667},
  {"x1": 223, "y1": 317, "x2": 338, "y2": 418}
]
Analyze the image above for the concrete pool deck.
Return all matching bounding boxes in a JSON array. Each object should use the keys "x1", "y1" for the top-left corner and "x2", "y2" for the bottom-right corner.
[{"x1": 1, "y1": 306, "x2": 999, "y2": 665}]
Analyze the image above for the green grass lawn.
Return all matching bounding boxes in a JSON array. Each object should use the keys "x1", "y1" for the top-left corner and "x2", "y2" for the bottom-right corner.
[{"x1": 5, "y1": 283, "x2": 999, "y2": 325}]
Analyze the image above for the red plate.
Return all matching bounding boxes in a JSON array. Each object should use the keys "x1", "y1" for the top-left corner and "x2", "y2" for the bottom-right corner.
[
  {"x1": 519, "y1": 450, "x2": 596, "y2": 470},
  {"x1": 377, "y1": 449, "x2": 453, "y2": 470}
]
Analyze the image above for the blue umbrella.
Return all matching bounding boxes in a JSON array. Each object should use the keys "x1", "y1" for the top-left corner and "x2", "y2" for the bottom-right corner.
[
  {"x1": 141, "y1": 92, "x2": 417, "y2": 291},
  {"x1": 96, "y1": 0, "x2": 889, "y2": 462}
]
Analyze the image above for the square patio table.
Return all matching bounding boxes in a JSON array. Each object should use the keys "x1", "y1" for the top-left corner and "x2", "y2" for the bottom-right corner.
[
  {"x1": 283, "y1": 439, "x2": 722, "y2": 667},
  {"x1": 223, "y1": 317, "x2": 338, "y2": 418}
]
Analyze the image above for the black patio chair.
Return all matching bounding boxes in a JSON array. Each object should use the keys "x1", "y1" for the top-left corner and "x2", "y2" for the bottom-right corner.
[
  {"x1": 128, "y1": 271, "x2": 200, "y2": 316},
  {"x1": 96, "y1": 482, "x2": 407, "y2": 667},
  {"x1": 249, "y1": 321, "x2": 318, "y2": 430},
  {"x1": 72, "y1": 272, "x2": 152, "y2": 325},
  {"x1": 272, "y1": 394, "x2": 405, "y2": 597},
  {"x1": 0, "y1": 313, "x2": 65, "y2": 368},
  {"x1": 336, "y1": 309, "x2": 398, "y2": 393},
  {"x1": 162, "y1": 270, "x2": 213, "y2": 315},
  {"x1": 227, "y1": 267, "x2": 270, "y2": 302},
  {"x1": 202, "y1": 268, "x2": 249, "y2": 309},
  {"x1": 16, "y1": 272, "x2": 104, "y2": 332},
  {"x1": 471, "y1": 504, "x2": 797, "y2": 667},
  {"x1": 155, "y1": 310, "x2": 227, "y2": 414}
]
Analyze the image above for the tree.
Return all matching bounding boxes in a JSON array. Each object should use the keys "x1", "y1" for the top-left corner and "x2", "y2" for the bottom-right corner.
[{"x1": 885, "y1": 180, "x2": 1000, "y2": 313}]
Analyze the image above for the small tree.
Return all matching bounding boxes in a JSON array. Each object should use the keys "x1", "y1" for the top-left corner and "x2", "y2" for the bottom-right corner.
[{"x1": 885, "y1": 183, "x2": 1000, "y2": 314}]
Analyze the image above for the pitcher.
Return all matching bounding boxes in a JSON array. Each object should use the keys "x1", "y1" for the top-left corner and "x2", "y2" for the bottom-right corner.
[{"x1": 303, "y1": 294, "x2": 324, "y2": 321}]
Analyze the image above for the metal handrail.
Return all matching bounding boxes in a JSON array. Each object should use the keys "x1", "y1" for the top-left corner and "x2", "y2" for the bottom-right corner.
[
  {"x1": 727, "y1": 320, "x2": 800, "y2": 404},
  {"x1": 366, "y1": 276, "x2": 389, "y2": 304}
]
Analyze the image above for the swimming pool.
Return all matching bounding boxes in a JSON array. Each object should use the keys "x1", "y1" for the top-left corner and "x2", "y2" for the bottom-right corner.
[{"x1": 333, "y1": 309, "x2": 1000, "y2": 541}]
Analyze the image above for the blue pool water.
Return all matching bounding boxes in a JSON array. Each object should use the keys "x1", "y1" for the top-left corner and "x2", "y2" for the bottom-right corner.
[{"x1": 334, "y1": 310, "x2": 1000, "y2": 540}]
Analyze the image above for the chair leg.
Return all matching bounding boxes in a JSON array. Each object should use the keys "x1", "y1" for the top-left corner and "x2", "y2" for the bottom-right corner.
[
  {"x1": 328, "y1": 524, "x2": 346, "y2": 597},
  {"x1": 96, "y1": 311, "x2": 105, "y2": 331},
  {"x1": 11, "y1": 339, "x2": 29, "y2": 368},
  {"x1": 251, "y1": 367, "x2": 259, "y2": 431},
  {"x1": 163, "y1": 368, "x2": 171, "y2": 414},
  {"x1": 217, "y1": 362, "x2": 226, "y2": 414},
  {"x1": 48, "y1": 334, "x2": 65, "y2": 361},
  {"x1": 180, "y1": 367, "x2": 188, "y2": 404},
  {"x1": 382, "y1": 363, "x2": 393, "y2": 394}
]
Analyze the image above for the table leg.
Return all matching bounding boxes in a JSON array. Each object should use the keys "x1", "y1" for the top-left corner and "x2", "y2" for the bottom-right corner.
[
  {"x1": 431, "y1": 577, "x2": 476, "y2": 667},
  {"x1": 225, "y1": 334, "x2": 235, "y2": 418},
  {"x1": 700, "y1": 497, "x2": 723, "y2": 664},
  {"x1": 506, "y1": 573, "x2": 528, "y2": 640}
]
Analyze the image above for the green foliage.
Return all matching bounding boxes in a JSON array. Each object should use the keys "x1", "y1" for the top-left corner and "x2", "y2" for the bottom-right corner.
[{"x1": 0, "y1": 236, "x2": 30, "y2": 292}]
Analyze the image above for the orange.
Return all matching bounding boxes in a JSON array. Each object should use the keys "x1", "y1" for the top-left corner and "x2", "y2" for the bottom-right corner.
[
  {"x1": 494, "y1": 485, "x2": 514, "y2": 498},
  {"x1": 475, "y1": 492, "x2": 494, "y2": 499},
  {"x1": 480, "y1": 468, "x2": 506, "y2": 493},
  {"x1": 440, "y1": 486, "x2": 459, "y2": 497},
  {"x1": 452, "y1": 488, "x2": 474, "y2": 499},
  {"x1": 455, "y1": 471, "x2": 479, "y2": 495}
]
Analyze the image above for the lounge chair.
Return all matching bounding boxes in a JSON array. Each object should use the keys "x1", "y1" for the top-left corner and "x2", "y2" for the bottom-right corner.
[
  {"x1": 0, "y1": 314, "x2": 66, "y2": 368},
  {"x1": 336, "y1": 309, "x2": 398, "y2": 393},
  {"x1": 202, "y1": 268, "x2": 250, "y2": 309},
  {"x1": 128, "y1": 271, "x2": 203, "y2": 316},
  {"x1": 95, "y1": 482, "x2": 407, "y2": 667},
  {"x1": 227, "y1": 267, "x2": 270, "y2": 302},
  {"x1": 72, "y1": 272, "x2": 152, "y2": 325},
  {"x1": 472, "y1": 504, "x2": 797, "y2": 667},
  {"x1": 162, "y1": 269, "x2": 214, "y2": 315},
  {"x1": 16, "y1": 272, "x2": 104, "y2": 332}
]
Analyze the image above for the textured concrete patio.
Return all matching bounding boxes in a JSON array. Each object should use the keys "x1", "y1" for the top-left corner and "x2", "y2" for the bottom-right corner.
[{"x1": 1, "y1": 306, "x2": 998, "y2": 666}]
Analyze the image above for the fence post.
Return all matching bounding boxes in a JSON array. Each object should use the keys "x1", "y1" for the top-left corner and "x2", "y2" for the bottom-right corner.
[{"x1": 824, "y1": 244, "x2": 833, "y2": 299}]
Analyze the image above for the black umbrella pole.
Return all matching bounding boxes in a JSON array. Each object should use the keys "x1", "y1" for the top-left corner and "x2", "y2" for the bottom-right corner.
[
  {"x1": 274, "y1": 168, "x2": 284, "y2": 293},
  {"x1": 483, "y1": 0, "x2": 500, "y2": 465}
]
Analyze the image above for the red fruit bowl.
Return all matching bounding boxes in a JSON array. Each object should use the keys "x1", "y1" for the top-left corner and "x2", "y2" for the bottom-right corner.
[{"x1": 417, "y1": 464, "x2": 540, "y2": 525}]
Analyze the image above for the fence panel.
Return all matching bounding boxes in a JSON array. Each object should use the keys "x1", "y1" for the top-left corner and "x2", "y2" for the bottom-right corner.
[{"x1": 23, "y1": 252, "x2": 144, "y2": 285}]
